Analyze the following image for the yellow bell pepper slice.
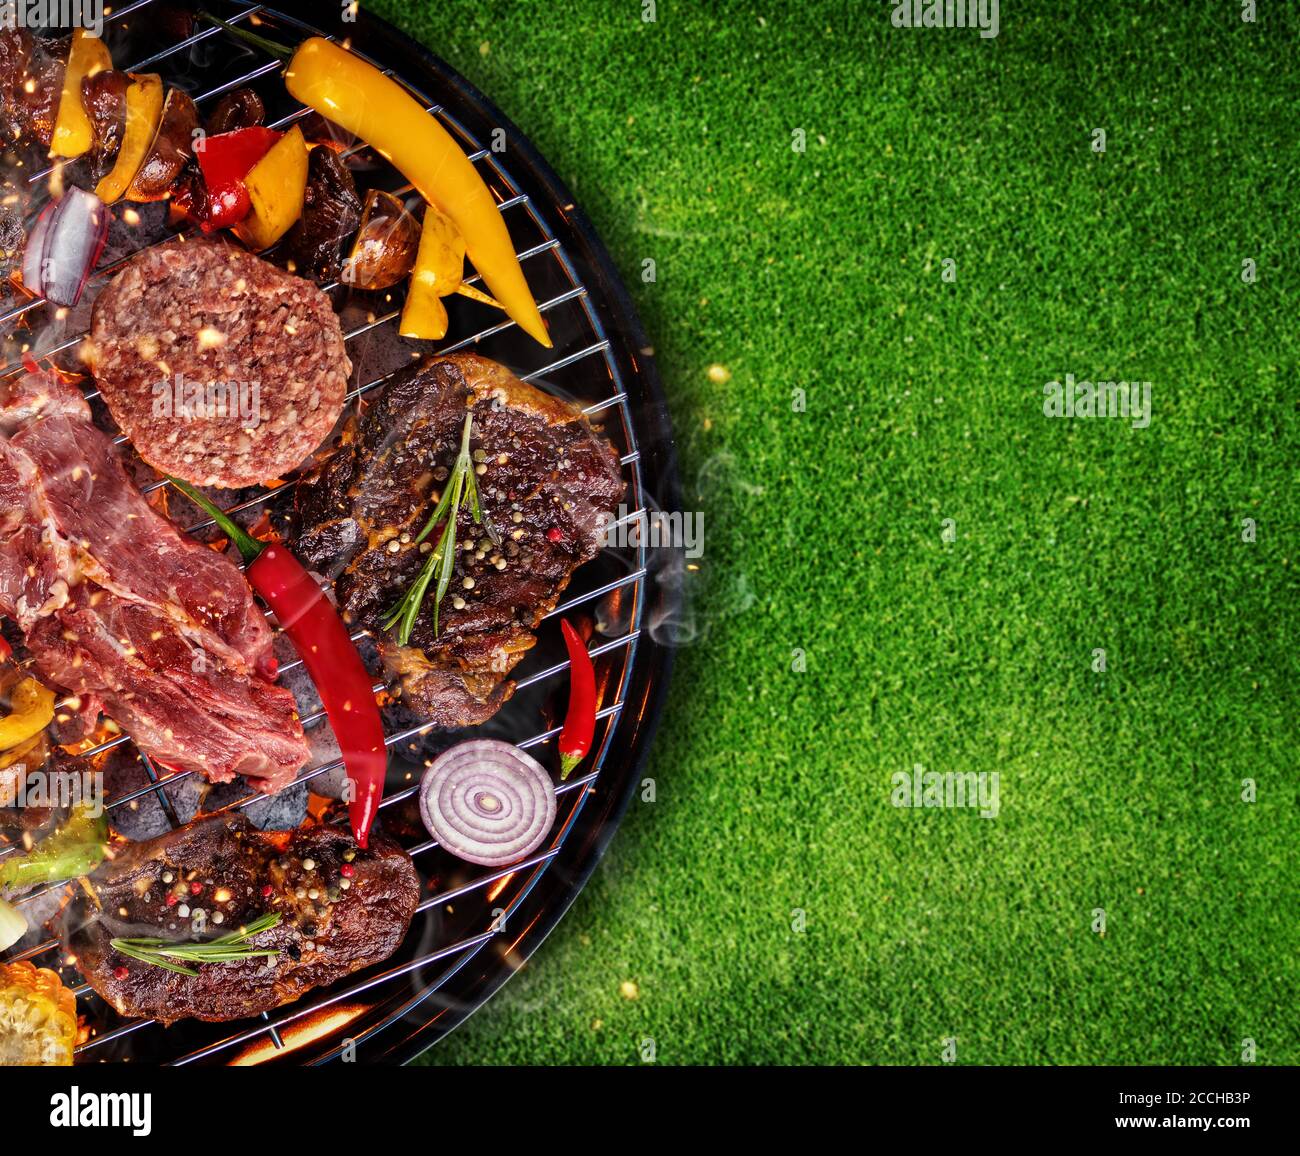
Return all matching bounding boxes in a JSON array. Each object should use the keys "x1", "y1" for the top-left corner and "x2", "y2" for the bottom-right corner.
[
  {"x1": 49, "y1": 29, "x2": 113, "y2": 160},
  {"x1": 232, "y1": 125, "x2": 309, "y2": 250},
  {"x1": 94, "y1": 73, "x2": 164, "y2": 204},
  {"x1": 0, "y1": 676, "x2": 54, "y2": 751},
  {"x1": 286, "y1": 37, "x2": 550, "y2": 348}
]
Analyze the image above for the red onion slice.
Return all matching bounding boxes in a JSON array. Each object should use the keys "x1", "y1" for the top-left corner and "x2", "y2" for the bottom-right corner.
[
  {"x1": 419, "y1": 740, "x2": 557, "y2": 867},
  {"x1": 21, "y1": 202, "x2": 54, "y2": 295},
  {"x1": 40, "y1": 187, "x2": 110, "y2": 307}
]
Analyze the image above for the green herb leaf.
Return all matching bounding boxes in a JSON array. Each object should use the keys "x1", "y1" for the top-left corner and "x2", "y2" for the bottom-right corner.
[
  {"x1": 110, "y1": 913, "x2": 283, "y2": 977},
  {"x1": 383, "y1": 412, "x2": 490, "y2": 644},
  {"x1": 197, "y1": 10, "x2": 294, "y2": 61},
  {"x1": 166, "y1": 476, "x2": 265, "y2": 566}
]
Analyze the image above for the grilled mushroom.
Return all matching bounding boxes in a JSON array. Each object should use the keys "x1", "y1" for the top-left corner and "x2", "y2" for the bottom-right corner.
[{"x1": 125, "y1": 88, "x2": 199, "y2": 200}]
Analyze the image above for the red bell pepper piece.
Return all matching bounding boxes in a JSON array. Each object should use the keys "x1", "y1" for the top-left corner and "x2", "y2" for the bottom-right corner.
[
  {"x1": 557, "y1": 618, "x2": 596, "y2": 779},
  {"x1": 193, "y1": 126, "x2": 282, "y2": 231},
  {"x1": 169, "y1": 478, "x2": 389, "y2": 847}
]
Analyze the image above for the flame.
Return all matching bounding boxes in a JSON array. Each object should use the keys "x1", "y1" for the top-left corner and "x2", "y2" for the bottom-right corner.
[
  {"x1": 59, "y1": 715, "x2": 123, "y2": 759},
  {"x1": 228, "y1": 1003, "x2": 368, "y2": 1065},
  {"x1": 486, "y1": 873, "x2": 515, "y2": 903}
]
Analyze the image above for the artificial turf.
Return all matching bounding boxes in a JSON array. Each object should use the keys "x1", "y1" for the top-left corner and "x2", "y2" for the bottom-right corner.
[{"x1": 367, "y1": 0, "x2": 1300, "y2": 1065}]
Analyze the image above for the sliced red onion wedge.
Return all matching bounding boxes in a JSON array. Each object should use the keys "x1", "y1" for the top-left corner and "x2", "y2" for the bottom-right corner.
[
  {"x1": 419, "y1": 740, "x2": 557, "y2": 867},
  {"x1": 21, "y1": 202, "x2": 54, "y2": 295},
  {"x1": 22, "y1": 187, "x2": 109, "y2": 307}
]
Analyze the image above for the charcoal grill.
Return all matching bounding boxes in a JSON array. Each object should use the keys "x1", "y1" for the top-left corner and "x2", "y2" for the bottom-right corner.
[{"x1": 0, "y1": 0, "x2": 677, "y2": 1063}]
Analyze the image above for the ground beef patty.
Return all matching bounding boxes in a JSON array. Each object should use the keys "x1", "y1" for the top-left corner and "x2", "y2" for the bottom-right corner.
[{"x1": 88, "y1": 238, "x2": 350, "y2": 488}]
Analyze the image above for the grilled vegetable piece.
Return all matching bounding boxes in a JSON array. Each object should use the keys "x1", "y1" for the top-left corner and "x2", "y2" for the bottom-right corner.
[
  {"x1": 399, "y1": 205, "x2": 462, "y2": 340},
  {"x1": 49, "y1": 28, "x2": 112, "y2": 159},
  {"x1": 61, "y1": 814, "x2": 420, "y2": 1025},
  {"x1": 342, "y1": 189, "x2": 419, "y2": 290},
  {"x1": 399, "y1": 205, "x2": 502, "y2": 340},
  {"x1": 94, "y1": 72, "x2": 164, "y2": 203},
  {"x1": 0, "y1": 29, "x2": 66, "y2": 149},
  {"x1": 284, "y1": 144, "x2": 362, "y2": 280},
  {"x1": 0, "y1": 801, "x2": 107, "y2": 892},
  {"x1": 207, "y1": 85, "x2": 265, "y2": 134},
  {"x1": 81, "y1": 67, "x2": 128, "y2": 176},
  {"x1": 0, "y1": 674, "x2": 54, "y2": 750},
  {"x1": 125, "y1": 87, "x2": 199, "y2": 200},
  {"x1": 285, "y1": 37, "x2": 550, "y2": 346},
  {"x1": 193, "y1": 125, "x2": 280, "y2": 230},
  {"x1": 0, "y1": 896, "x2": 26, "y2": 951},
  {"x1": 21, "y1": 186, "x2": 110, "y2": 307},
  {"x1": 232, "y1": 124, "x2": 308, "y2": 250},
  {"x1": 557, "y1": 618, "x2": 596, "y2": 778},
  {"x1": 418, "y1": 740, "x2": 556, "y2": 867},
  {"x1": 0, "y1": 732, "x2": 48, "y2": 806},
  {"x1": 170, "y1": 479, "x2": 389, "y2": 849},
  {"x1": 0, "y1": 961, "x2": 76, "y2": 1065}
]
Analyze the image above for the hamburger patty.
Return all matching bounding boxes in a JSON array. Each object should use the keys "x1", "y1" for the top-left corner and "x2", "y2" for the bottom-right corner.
[{"x1": 88, "y1": 238, "x2": 350, "y2": 488}]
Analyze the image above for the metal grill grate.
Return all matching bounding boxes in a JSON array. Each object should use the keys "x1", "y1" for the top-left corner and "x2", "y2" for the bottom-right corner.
[{"x1": 0, "y1": 1, "x2": 674, "y2": 1064}]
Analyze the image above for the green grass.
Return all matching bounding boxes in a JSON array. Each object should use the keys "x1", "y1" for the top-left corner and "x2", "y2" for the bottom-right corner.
[{"x1": 368, "y1": 0, "x2": 1300, "y2": 1064}]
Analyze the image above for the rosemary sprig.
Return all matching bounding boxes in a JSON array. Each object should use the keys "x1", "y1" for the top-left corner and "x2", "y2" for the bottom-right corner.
[
  {"x1": 383, "y1": 412, "x2": 497, "y2": 645},
  {"x1": 198, "y1": 10, "x2": 294, "y2": 61},
  {"x1": 110, "y1": 913, "x2": 282, "y2": 978}
]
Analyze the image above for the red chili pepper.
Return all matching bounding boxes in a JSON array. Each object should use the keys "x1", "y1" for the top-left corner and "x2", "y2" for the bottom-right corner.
[
  {"x1": 0, "y1": 633, "x2": 10, "y2": 662},
  {"x1": 557, "y1": 618, "x2": 595, "y2": 780},
  {"x1": 169, "y1": 478, "x2": 389, "y2": 848},
  {"x1": 193, "y1": 126, "x2": 281, "y2": 231}
]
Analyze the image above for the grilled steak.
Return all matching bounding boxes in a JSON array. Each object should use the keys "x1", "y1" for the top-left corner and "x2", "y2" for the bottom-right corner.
[
  {"x1": 61, "y1": 813, "x2": 420, "y2": 1025},
  {"x1": 0, "y1": 369, "x2": 309, "y2": 791},
  {"x1": 89, "y1": 238, "x2": 351, "y2": 488},
  {"x1": 292, "y1": 354, "x2": 624, "y2": 727}
]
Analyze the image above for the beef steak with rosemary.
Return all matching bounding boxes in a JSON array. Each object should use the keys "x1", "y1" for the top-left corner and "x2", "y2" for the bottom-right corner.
[
  {"x1": 61, "y1": 813, "x2": 420, "y2": 1025},
  {"x1": 291, "y1": 353, "x2": 624, "y2": 727}
]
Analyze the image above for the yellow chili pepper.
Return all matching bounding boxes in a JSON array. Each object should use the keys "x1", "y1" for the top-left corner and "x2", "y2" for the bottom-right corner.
[
  {"x1": 400, "y1": 205, "x2": 504, "y2": 340},
  {"x1": 0, "y1": 676, "x2": 54, "y2": 751},
  {"x1": 49, "y1": 29, "x2": 113, "y2": 160},
  {"x1": 285, "y1": 38, "x2": 550, "y2": 348},
  {"x1": 94, "y1": 73, "x2": 164, "y2": 204},
  {"x1": 400, "y1": 205, "x2": 463, "y2": 341},
  {"x1": 0, "y1": 961, "x2": 77, "y2": 1066}
]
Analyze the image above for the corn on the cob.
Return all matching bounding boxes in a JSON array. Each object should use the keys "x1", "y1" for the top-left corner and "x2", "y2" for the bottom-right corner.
[{"x1": 0, "y1": 961, "x2": 77, "y2": 1066}]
